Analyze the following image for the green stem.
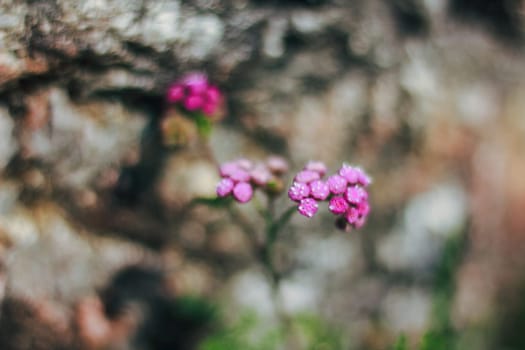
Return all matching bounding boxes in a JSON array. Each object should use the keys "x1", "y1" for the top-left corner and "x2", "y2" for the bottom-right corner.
[
  {"x1": 260, "y1": 204, "x2": 296, "y2": 280},
  {"x1": 225, "y1": 203, "x2": 261, "y2": 252},
  {"x1": 259, "y1": 203, "x2": 299, "y2": 345},
  {"x1": 193, "y1": 195, "x2": 299, "y2": 344},
  {"x1": 267, "y1": 205, "x2": 297, "y2": 245}
]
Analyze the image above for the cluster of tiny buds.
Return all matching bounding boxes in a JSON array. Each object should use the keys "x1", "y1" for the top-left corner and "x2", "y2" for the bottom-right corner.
[
  {"x1": 166, "y1": 73, "x2": 223, "y2": 117},
  {"x1": 288, "y1": 162, "x2": 371, "y2": 230},
  {"x1": 216, "y1": 156, "x2": 289, "y2": 203}
]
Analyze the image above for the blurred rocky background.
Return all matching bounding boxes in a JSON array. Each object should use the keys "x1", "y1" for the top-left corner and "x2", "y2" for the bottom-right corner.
[{"x1": 1, "y1": 0, "x2": 525, "y2": 349}]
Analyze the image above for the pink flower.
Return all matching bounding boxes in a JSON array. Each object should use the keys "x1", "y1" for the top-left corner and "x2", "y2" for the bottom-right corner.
[
  {"x1": 298, "y1": 198, "x2": 318, "y2": 218},
  {"x1": 202, "y1": 102, "x2": 217, "y2": 116},
  {"x1": 288, "y1": 181, "x2": 310, "y2": 202},
  {"x1": 202, "y1": 86, "x2": 222, "y2": 115},
  {"x1": 166, "y1": 73, "x2": 224, "y2": 118},
  {"x1": 229, "y1": 168, "x2": 251, "y2": 183},
  {"x1": 358, "y1": 201, "x2": 370, "y2": 217},
  {"x1": 250, "y1": 164, "x2": 272, "y2": 186},
  {"x1": 287, "y1": 162, "x2": 371, "y2": 229},
  {"x1": 309, "y1": 180, "x2": 329, "y2": 200},
  {"x1": 166, "y1": 84, "x2": 185, "y2": 103},
  {"x1": 355, "y1": 168, "x2": 371, "y2": 187},
  {"x1": 266, "y1": 156, "x2": 289, "y2": 174},
  {"x1": 345, "y1": 207, "x2": 360, "y2": 224},
  {"x1": 346, "y1": 186, "x2": 366, "y2": 204},
  {"x1": 328, "y1": 196, "x2": 349, "y2": 215},
  {"x1": 233, "y1": 182, "x2": 253, "y2": 203},
  {"x1": 183, "y1": 73, "x2": 208, "y2": 95},
  {"x1": 184, "y1": 94, "x2": 204, "y2": 111},
  {"x1": 304, "y1": 161, "x2": 327, "y2": 177},
  {"x1": 327, "y1": 175, "x2": 347, "y2": 194},
  {"x1": 235, "y1": 158, "x2": 253, "y2": 171},
  {"x1": 219, "y1": 162, "x2": 240, "y2": 177},
  {"x1": 338, "y1": 164, "x2": 359, "y2": 184},
  {"x1": 216, "y1": 178, "x2": 234, "y2": 197},
  {"x1": 354, "y1": 216, "x2": 367, "y2": 229},
  {"x1": 294, "y1": 170, "x2": 321, "y2": 184},
  {"x1": 217, "y1": 156, "x2": 288, "y2": 203},
  {"x1": 206, "y1": 85, "x2": 222, "y2": 104}
]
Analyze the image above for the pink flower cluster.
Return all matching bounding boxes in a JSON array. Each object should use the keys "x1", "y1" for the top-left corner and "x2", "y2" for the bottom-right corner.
[
  {"x1": 216, "y1": 156, "x2": 289, "y2": 203},
  {"x1": 288, "y1": 162, "x2": 371, "y2": 229},
  {"x1": 166, "y1": 73, "x2": 223, "y2": 117}
]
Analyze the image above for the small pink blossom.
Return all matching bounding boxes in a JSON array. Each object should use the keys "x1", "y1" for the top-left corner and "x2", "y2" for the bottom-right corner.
[
  {"x1": 354, "y1": 216, "x2": 367, "y2": 229},
  {"x1": 328, "y1": 196, "x2": 349, "y2": 215},
  {"x1": 216, "y1": 178, "x2": 234, "y2": 197},
  {"x1": 345, "y1": 207, "x2": 360, "y2": 224},
  {"x1": 288, "y1": 162, "x2": 371, "y2": 230},
  {"x1": 338, "y1": 164, "x2": 359, "y2": 184},
  {"x1": 304, "y1": 161, "x2": 327, "y2": 177},
  {"x1": 217, "y1": 156, "x2": 288, "y2": 203},
  {"x1": 166, "y1": 73, "x2": 224, "y2": 118},
  {"x1": 288, "y1": 181, "x2": 311, "y2": 202},
  {"x1": 309, "y1": 180, "x2": 330, "y2": 200},
  {"x1": 202, "y1": 85, "x2": 223, "y2": 116},
  {"x1": 327, "y1": 175, "x2": 347, "y2": 194},
  {"x1": 355, "y1": 168, "x2": 371, "y2": 187},
  {"x1": 250, "y1": 164, "x2": 272, "y2": 186},
  {"x1": 184, "y1": 94, "x2": 204, "y2": 111},
  {"x1": 202, "y1": 102, "x2": 216, "y2": 116},
  {"x1": 298, "y1": 198, "x2": 318, "y2": 218},
  {"x1": 294, "y1": 170, "x2": 321, "y2": 184},
  {"x1": 219, "y1": 162, "x2": 240, "y2": 177},
  {"x1": 233, "y1": 182, "x2": 253, "y2": 203},
  {"x1": 266, "y1": 156, "x2": 289, "y2": 174},
  {"x1": 205, "y1": 85, "x2": 222, "y2": 104},
  {"x1": 166, "y1": 84, "x2": 185, "y2": 103},
  {"x1": 235, "y1": 158, "x2": 253, "y2": 171},
  {"x1": 229, "y1": 169, "x2": 251, "y2": 183},
  {"x1": 183, "y1": 73, "x2": 208, "y2": 95},
  {"x1": 358, "y1": 201, "x2": 370, "y2": 217},
  {"x1": 346, "y1": 186, "x2": 366, "y2": 204}
]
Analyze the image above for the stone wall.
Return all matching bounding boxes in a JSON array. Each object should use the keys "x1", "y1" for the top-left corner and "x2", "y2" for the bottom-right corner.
[{"x1": 1, "y1": 0, "x2": 525, "y2": 349}]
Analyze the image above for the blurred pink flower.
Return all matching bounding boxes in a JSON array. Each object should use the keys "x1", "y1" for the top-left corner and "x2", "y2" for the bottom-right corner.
[
  {"x1": 327, "y1": 175, "x2": 347, "y2": 194},
  {"x1": 183, "y1": 73, "x2": 208, "y2": 95},
  {"x1": 166, "y1": 84, "x2": 185, "y2": 103},
  {"x1": 288, "y1": 181, "x2": 311, "y2": 202},
  {"x1": 309, "y1": 180, "x2": 329, "y2": 200},
  {"x1": 328, "y1": 196, "x2": 349, "y2": 215},
  {"x1": 166, "y1": 72, "x2": 224, "y2": 118},
  {"x1": 287, "y1": 161, "x2": 371, "y2": 230},
  {"x1": 305, "y1": 161, "x2": 327, "y2": 177},
  {"x1": 216, "y1": 156, "x2": 289, "y2": 203},
  {"x1": 184, "y1": 94, "x2": 204, "y2": 111},
  {"x1": 233, "y1": 182, "x2": 253, "y2": 203},
  {"x1": 294, "y1": 170, "x2": 321, "y2": 184},
  {"x1": 338, "y1": 164, "x2": 359, "y2": 184},
  {"x1": 298, "y1": 198, "x2": 318, "y2": 218},
  {"x1": 216, "y1": 178, "x2": 234, "y2": 197},
  {"x1": 266, "y1": 156, "x2": 289, "y2": 174},
  {"x1": 250, "y1": 164, "x2": 272, "y2": 186},
  {"x1": 346, "y1": 186, "x2": 366, "y2": 204}
]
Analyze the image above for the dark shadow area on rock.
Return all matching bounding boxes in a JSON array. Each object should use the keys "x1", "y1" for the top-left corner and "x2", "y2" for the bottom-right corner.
[{"x1": 449, "y1": 0, "x2": 523, "y2": 41}]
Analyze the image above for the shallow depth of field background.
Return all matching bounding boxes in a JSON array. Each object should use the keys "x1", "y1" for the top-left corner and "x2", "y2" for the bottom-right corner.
[{"x1": 1, "y1": 0, "x2": 525, "y2": 349}]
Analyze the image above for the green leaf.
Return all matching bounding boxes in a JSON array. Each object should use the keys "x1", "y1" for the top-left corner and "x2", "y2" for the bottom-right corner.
[
  {"x1": 194, "y1": 113, "x2": 213, "y2": 137},
  {"x1": 200, "y1": 311, "x2": 283, "y2": 350},
  {"x1": 419, "y1": 331, "x2": 455, "y2": 350},
  {"x1": 267, "y1": 206, "x2": 297, "y2": 243},
  {"x1": 294, "y1": 313, "x2": 345, "y2": 350},
  {"x1": 172, "y1": 295, "x2": 217, "y2": 326},
  {"x1": 393, "y1": 334, "x2": 408, "y2": 350}
]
